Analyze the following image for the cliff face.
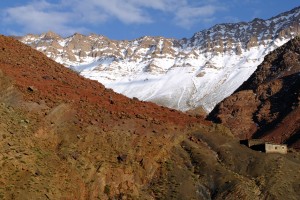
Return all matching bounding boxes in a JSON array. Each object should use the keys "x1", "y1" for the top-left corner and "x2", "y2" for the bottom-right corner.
[
  {"x1": 209, "y1": 37, "x2": 300, "y2": 149},
  {"x1": 19, "y1": 7, "x2": 300, "y2": 112}
]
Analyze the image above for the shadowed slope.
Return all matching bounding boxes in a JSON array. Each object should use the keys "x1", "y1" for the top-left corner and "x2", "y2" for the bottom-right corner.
[{"x1": 209, "y1": 37, "x2": 300, "y2": 149}]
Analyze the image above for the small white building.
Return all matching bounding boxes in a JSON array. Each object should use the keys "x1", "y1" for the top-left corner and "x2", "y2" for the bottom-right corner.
[
  {"x1": 244, "y1": 139, "x2": 288, "y2": 154},
  {"x1": 265, "y1": 143, "x2": 288, "y2": 154}
]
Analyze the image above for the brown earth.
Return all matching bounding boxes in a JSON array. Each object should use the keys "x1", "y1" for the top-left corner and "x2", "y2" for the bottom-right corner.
[
  {"x1": 1, "y1": 35, "x2": 300, "y2": 199},
  {"x1": 208, "y1": 37, "x2": 300, "y2": 150}
]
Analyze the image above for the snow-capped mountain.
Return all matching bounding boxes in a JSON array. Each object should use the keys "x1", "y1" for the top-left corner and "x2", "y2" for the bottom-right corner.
[{"x1": 20, "y1": 7, "x2": 300, "y2": 112}]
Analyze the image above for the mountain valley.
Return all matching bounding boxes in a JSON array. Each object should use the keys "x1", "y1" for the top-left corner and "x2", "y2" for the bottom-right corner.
[
  {"x1": 0, "y1": 5, "x2": 300, "y2": 200},
  {"x1": 0, "y1": 34, "x2": 300, "y2": 199}
]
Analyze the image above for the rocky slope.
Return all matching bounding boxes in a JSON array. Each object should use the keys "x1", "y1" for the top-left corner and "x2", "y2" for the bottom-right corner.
[
  {"x1": 1, "y1": 35, "x2": 300, "y2": 199},
  {"x1": 0, "y1": 34, "x2": 201, "y2": 199},
  {"x1": 209, "y1": 36, "x2": 300, "y2": 150},
  {"x1": 20, "y1": 7, "x2": 300, "y2": 112}
]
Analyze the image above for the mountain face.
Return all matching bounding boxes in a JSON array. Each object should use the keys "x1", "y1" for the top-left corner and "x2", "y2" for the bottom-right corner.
[
  {"x1": 208, "y1": 37, "x2": 300, "y2": 150},
  {"x1": 1, "y1": 36, "x2": 300, "y2": 199},
  {"x1": 20, "y1": 7, "x2": 300, "y2": 113}
]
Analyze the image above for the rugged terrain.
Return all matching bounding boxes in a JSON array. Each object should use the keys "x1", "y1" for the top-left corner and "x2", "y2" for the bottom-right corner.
[
  {"x1": 209, "y1": 37, "x2": 300, "y2": 150},
  {"x1": 20, "y1": 7, "x2": 300, "y2": 112},
  {"x1": 1, "y1": 35, "x2": 300, "y2": 199}
]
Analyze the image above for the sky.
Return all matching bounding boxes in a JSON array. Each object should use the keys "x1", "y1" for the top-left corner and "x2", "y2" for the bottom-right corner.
[{"x1": 0, "y1": 0, "x2": 299, "y2": 40}]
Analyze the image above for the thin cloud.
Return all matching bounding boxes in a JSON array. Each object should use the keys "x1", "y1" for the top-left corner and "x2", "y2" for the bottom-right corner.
[
  {"x1": 89, "y1": 0, "x2": 152, "y2": 24},
  {"x1": 2, "y1": 0, "x2": 89, "y2": 36},
  {"x1": 1, "y1": 0, "x2": 226, "y2": 35},
  {"x1": 127, "y1": 0, "x2": 185, "y2": 11},
  {"x1": 175, "y1": 5, "x2": 225, "y2": 28}
]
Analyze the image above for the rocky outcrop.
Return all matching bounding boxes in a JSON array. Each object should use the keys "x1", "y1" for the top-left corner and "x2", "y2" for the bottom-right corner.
[{"x1": 208, "y1": 37, "x2": 300, "y2": 149}]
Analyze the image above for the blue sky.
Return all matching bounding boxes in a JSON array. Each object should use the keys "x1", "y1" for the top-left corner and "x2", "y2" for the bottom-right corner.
[{"x1": 0, "y1": 0, "x2": 299, "y2": 40}]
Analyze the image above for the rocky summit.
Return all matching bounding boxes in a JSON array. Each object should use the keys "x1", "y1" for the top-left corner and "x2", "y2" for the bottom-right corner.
[
  {"x1": 208, "y1": 36, "x2": 300, "y2": 150},
  {"x1": 1, "y1": 35, "x2": 300, "y2": 199},
  {"x1": 20, "y1": 7, "x2": 300, "y2": 113}
]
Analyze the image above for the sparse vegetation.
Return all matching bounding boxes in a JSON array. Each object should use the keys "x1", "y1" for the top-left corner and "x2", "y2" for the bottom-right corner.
[{"x1": 104, "y1": 185, "x2": 110, "y2": 195}]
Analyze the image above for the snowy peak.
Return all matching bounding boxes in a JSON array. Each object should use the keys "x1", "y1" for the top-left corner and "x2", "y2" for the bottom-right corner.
[
  {"x1": 19, "y1": 7, "x2": 300, "y2": 112},
  {"x1": 20, "y1": 6, "x2": 300, "y2": 66},
  {"x1": 187, "y1": 6, "x2": 300, "y2": 54}
]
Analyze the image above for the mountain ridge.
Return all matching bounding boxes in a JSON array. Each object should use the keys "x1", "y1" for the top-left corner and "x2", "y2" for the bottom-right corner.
[{"x1": 20, "y1": 7, "x2": 300, "y2": 112}]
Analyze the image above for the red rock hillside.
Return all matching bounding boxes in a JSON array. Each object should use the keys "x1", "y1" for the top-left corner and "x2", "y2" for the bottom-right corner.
[
  {"x1": 208, "y1": 36, "x2": 300, "y2": 150},
  {"x1": 0, "y1": 35, "x2": 208, "y2": 199}
]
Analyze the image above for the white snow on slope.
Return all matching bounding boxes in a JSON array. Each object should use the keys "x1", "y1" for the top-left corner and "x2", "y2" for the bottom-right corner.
[
  {"x1": 76, "y1": 39, "x2": 288, "y2": 112},
  {"x1": 19, "y1": 6, "x2": 300, "y2": 113}
]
